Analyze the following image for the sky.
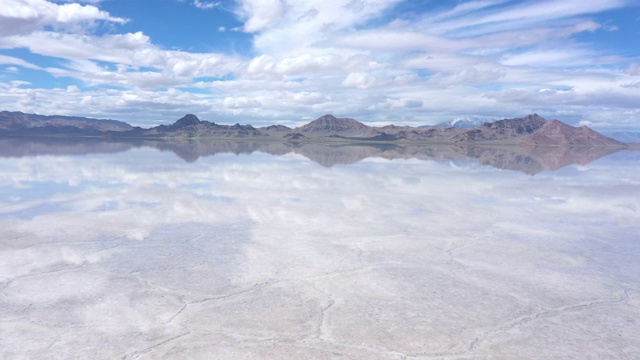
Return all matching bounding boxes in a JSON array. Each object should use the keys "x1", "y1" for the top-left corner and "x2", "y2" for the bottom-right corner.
[{"x1": 0, "y1": 0, "x2": 639, "y2": 129}]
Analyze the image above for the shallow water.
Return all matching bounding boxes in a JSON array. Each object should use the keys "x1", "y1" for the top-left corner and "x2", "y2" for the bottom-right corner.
[{"x1": 1, "y1": 139, "x2": 639, "y2": 359}]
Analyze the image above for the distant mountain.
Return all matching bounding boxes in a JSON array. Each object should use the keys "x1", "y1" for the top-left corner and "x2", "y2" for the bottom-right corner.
[
  {"x1": 445, "y1": 114, "x2": 623, "y2": 146},
  {"x1": 431, "y1": 118, "x2": 489, "y2": 128},
  {"x1": 170, "y1": 114, "x2": 201, "y2": 128},
  {"x1": 451, "y1": 114, "x2": 547, "y2": 142},
  {"x1": 296, "y1": 114, "x2": 372, "y2": 133},
  {"x1": 144, "y1": 114, "x2": 262, "y2": 138},
  {"x1": 0, "y1": 111, "x2": 132, "y2": 133},
  {"x1": 0, "y1": 110, "x2": 629, "y2": 147},
  {"x1": 607, "y1": 131, "x2": 640, "y2": 143}
]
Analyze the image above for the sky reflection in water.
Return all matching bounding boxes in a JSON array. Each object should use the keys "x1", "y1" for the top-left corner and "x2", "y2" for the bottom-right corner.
[{"x1": 0, "y1": 140, "x2": 639, "y2": 359}]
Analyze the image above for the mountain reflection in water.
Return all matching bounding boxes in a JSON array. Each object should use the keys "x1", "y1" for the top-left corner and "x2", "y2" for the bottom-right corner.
[{"x1": 0, "y1": 137, "x2": 628, "y2": 174}]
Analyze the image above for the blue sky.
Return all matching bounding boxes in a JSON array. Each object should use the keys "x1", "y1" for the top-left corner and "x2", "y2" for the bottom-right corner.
[{"x1": 0, "y1": 0, "x2": 639, "y2": 129}]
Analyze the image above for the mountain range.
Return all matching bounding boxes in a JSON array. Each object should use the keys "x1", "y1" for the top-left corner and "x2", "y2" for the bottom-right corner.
[{"x1": 0, "y1": 110, "x2": 629, "y2": 146}]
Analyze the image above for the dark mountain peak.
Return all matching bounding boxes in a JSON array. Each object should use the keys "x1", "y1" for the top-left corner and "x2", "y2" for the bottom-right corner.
[
  {"x1": 298, "y1": 114, "x2": 370, "y2": 132},
  {"x1": 484, "y1": 114, "x2": 547, "y2": 133},
  {"x1": 319, "y1": 114, "x2": 337, "y2": 120},
  {"x1": 172, "y1": 114, "x2": 202, "y2": 128},
  {"x1": 452, "y1": 114, "x2": 548, "y2": 142},
  {"x1": 525, "y1": 113, "x2": 543, "y2": 120},
  {"x1": 262, "y1": 124, "x2": 291, "y2": 131}
]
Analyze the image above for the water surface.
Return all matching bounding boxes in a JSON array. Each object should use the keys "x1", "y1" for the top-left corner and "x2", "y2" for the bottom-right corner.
[{"x1": 1, "y1": 139, "x2": 639, "y2": 359}]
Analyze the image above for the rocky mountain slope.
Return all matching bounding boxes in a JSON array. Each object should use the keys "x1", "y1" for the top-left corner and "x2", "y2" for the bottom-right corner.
[
  {"x1": 143, "y1": 114, "x2": 262, "y2": 138},
  {"x1": 450, "y1": 114, "x2": 547, "y2": 142}
]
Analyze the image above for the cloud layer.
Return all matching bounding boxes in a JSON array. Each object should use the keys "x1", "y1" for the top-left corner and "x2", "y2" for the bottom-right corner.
[{"x1": 0, "y1": 0, "x2": 638, "y2": 129}]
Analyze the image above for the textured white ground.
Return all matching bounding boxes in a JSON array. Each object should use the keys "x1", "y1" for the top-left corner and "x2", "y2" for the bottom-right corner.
[{"x1": 0, "y1": 147, "x2": 639, "y2": 359}]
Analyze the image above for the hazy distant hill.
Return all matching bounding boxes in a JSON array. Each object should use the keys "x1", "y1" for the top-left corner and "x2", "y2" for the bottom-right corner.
[
  {"x1": 0, "y1": 110, "x2": 628, "y2": 146},
  {"x1": 0, "y1": 111, "x2": 132, "y2": 133},
  {"x1": 607, "y1": 131, "x2": 640, "y2": 143}
]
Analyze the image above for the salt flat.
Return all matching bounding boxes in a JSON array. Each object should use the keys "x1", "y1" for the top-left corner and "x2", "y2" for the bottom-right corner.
[{"x1": 0, "y1": 143, "x2": 638, "y2": 359}]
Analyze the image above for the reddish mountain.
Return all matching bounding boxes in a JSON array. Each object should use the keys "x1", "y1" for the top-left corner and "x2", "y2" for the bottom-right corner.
[
  {"x1": 521, "y1": 120, "x2": 625, "y2": 146},
  {"x1": 449, "y1": 114, "x2": 623, "y2": 146},
  {"x1": 296, "y1": 114, "x2": 372, "y2": 133}
]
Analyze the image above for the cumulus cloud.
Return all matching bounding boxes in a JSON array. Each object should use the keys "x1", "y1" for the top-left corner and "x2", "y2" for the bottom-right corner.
[
  {"x1": 429, "y1": 66, "x2": 505, "y2": 86},
  {"x1": 237, "y1": 0, "x2": 286, "y2": 32},
  {"x1": 0, "y1": 0, "x2": 126, "y2": 36},
  {"x1": 0, "y1": 30, "x2": 242, "y2": 88},
  {"x1": 246, "y1": 53, "x2": 351, "y2": 79},
  {"x1": 237, "y1": 0, "x2": 402, "y2": 54},
  {"x1": 223, "y1": 96, "x2": 262, "y2": 109},
  {"x1": 342, "y1": 72, "x2": 377, "y2": 89},
  {"x1": 0, "y1": 0, "x2": 638, "y2": 128}
]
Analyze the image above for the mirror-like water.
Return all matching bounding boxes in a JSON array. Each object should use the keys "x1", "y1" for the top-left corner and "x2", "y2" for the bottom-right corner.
[{"x1": 1, "y1": 139, "x2": 639, "y2": 359}]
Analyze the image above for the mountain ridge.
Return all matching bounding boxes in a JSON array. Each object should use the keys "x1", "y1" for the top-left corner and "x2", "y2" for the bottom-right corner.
[{"x1": 0, "y1": 110, "x2": 627, "y2": 146}]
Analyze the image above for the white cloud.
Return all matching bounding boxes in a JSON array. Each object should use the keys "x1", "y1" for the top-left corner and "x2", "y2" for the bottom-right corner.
[
  {"x1": 429, "y1": 66, "x2": 505, "y2": 86},
  {"x1": 501, "y1": 48, "x2": 594, "y2": 67},
  {"x1": 237, "y1": 0, "x2": 402, "y2": 55},
  {"x1": 0, "y1": 0, "x2": 126, "y2": 36},
  {"x1": 193, "y1": 0, "x2": 220, "y2": 10},
  {"x1": 245, "y1": 53, "x2": 354, "y2": 79},
  {"x1": 0, "y1": 30, "x2": 242, "y2": 87},
  {"x1": 626, "y1": 64, "x2": 640, "y2": 76},
  {"x1": 236, "y1": 0, "x2": 286, "y2": 33},
  {"x1": 333, "y1": 30, "x2": 464, "y2": 52},
  {"x1": 342, "y1": 72, "x2": 377, "y2": 89},
  {"x1": 427, "y1": 0, "x2": 627, "y2": 36},
  {"x1": 0, "y1": 54, "x2": 42, "y2": 70},
  {"x1": 223, "y1": 96, "x2": 262, "y2": 109},
  {"x1": 0, "y1": 0, "x2": 638, "y2": 129}
]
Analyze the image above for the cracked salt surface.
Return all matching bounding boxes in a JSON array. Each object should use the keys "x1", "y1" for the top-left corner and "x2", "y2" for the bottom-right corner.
[{"x1": 0, "y1": 145, "x2": 639, "y2": 359}]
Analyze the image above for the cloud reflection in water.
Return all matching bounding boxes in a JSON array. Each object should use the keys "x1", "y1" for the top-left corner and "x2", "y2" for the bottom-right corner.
[{"x1": 0, "y1": 139, "x2": 639, "y2": 359}]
